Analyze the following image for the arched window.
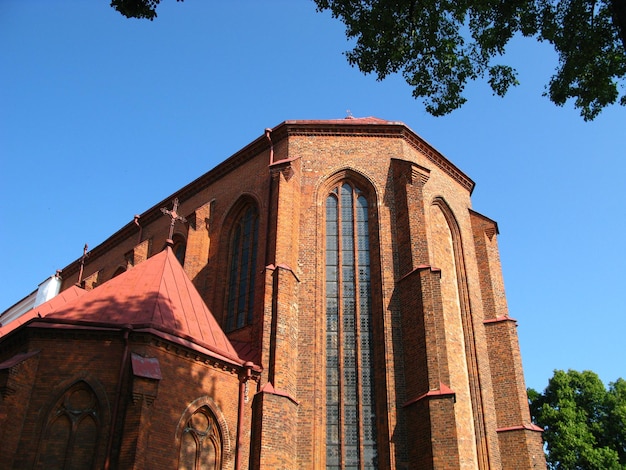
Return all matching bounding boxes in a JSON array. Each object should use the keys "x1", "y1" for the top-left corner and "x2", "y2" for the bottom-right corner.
[
  {"x1": 36, "y1": 381, "x2": 100, "y2": 469},
  {"x1": 172, "y1": 234, "x2": 187, "y2": 266},
  {"x1": 225, "y1": 204, "x2": 259, "y2": 331},
  {"x1": 178, "y1": 406, "x2": 222, "y2": 470},
  {"x1": 326, "y1": 182, "x2": 378, "y2": 469}
]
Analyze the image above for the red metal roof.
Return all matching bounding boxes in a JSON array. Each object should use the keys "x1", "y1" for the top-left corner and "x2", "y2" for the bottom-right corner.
[
  {"x1": 1, "y1": 248, "x2": 244, "y2": 366},
  {"x1": 0, "y1": 285, "x2": 86, "y2": 338}
]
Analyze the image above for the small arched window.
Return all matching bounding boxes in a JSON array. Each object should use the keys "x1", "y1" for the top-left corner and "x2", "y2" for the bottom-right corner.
[
  {"x1": 178, "y1": 406, "x2": 222, "y2": 470},
  {"x1": 225, "y1": 204, "x2": 259, "y2": 331},
  {"x1": 172, "y1": 234, "x2": 187, "y2": 266}
]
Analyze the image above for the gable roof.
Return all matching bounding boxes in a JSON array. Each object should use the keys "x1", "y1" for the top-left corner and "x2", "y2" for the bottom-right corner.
[{"x1": 1, "y1": 248, "x2": 245, "y2": 367}]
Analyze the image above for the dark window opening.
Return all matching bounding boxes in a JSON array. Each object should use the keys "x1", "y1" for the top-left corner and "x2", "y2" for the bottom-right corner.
[{"x1": 225, "y1": 204, "x2": 259, "y2": 332}]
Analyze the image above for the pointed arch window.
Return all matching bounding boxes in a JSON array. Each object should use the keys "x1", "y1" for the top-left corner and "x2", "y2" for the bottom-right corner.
[
  {"x1": 36, "y1": 381, "x2": 100, "y2": 469},
  {"x1": 172, "y1": 234, "x2": 187, "y2": 266},
  {"x1": 178, "y1": 406, "x2": 222, "y2": 470},
  {"x1": 326, "y1": 182, "x2": 378, "y2": 469},
  {"x1": 225, "y1": 204, "x2": 259, "y2": 331}
]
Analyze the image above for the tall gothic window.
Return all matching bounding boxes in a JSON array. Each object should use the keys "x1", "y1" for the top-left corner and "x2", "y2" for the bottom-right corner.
[
  {"x1": 326, "y1": 182, "x2": 377, "y2": 469},
  {"x1": 225, "y1": 204, "x2": 259, "y2": 332},
  {"x1": 178, "y1": 406, "x2": 222, "y2": 470}
]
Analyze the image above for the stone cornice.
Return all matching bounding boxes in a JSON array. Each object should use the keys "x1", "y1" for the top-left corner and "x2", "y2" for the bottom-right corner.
[
  {"x1": 279, "y1": 120, "x2": 474, "y2": 194},
  {"x1": 14, "y1": 322, "x2": 260, "y2": 375}
]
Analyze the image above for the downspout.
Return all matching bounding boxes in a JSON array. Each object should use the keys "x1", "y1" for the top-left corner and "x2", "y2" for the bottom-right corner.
[
  {"x1": 264, "y1": 127, "x2": 276, "y2": 267},
  {"x1": 134, "y1": 215, "x2": 143, "y2": 244},
  {"x1": 104, "y1": 326, "x2": 132, "y2": 470},
  {"x1": 263, "y1": 128, "x2": 277, "y2": 382},
  {"x1": 235, "y1": 362, "x2": 254, "y2": 470},
  {"x1": 265, "y1": 128, "x2": 274, "y2": 166}
]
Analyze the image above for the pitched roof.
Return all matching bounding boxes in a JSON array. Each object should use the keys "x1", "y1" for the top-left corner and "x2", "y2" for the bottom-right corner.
[
  {"x1": 1, "y1": 248, "x2": 245, "y2": 366},
  {"x1": 0, "y1": 285, "x2": 86, "y2": 337}
]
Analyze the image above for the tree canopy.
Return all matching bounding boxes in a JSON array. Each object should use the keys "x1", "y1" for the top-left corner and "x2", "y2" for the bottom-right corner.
[
  {"x1": 111, "y1": 0, "x2": 626, "y2": 120},
  {"x1": 528, "y1": 370, "x2": 626, "y2": 469}
]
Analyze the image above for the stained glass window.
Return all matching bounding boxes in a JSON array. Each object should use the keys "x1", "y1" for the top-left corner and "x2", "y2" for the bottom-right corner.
[
  {"x1": 225, "y1": 204, "x2": 259, "y2": 331},
  {"x1": 326, "y1": 183, "x2": 377, "y2": 469}
]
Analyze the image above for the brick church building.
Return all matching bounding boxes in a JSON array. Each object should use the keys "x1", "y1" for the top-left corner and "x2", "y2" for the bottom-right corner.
[{"x1": 0, "y1": 117, "x2": 545, "y2": 469}]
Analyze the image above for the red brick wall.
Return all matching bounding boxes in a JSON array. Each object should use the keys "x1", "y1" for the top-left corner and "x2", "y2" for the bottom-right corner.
[
  {"x1": 28, "y1": 120, "x2": 543, "y2": 469},
  {"x1": 0, "y1": 349, "x2": 41, "y2": 466},
  {"x1": 0, "y1": 328, "x2": 249, "y2": 470},
  {"x1": 8, "y1": 330, "x2": 120, "y2": 469}
]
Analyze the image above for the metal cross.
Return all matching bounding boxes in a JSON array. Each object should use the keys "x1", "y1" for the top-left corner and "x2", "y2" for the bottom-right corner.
[
  {"x1": 77, "y1": 243, "x2": 89, "y2": 285},
  {"x1": 160, "y1": 198, "x2": 187, "y2": 240}
]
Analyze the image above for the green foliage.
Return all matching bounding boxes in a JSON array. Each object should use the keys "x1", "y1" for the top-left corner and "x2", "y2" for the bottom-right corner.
[
  {"x1": 314, "y1": 0, "x2": 626, "y2": 120},
  {"x1": 529, "y1": 370, "x2": 626, "y2": 469},
  {"x1": 111, "y1": 0, "x2": 182, "y2": 21},
  {"x1": 538, "y1": 0, "x2": 626, "y2": 119},
  {"x1": 111, "y1": 0, "x2": 626, "y2": 119}
]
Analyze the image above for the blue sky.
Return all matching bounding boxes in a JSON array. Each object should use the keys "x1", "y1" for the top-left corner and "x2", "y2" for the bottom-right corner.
[{"x1": 1, "y1": 1, "x2": 624, "y2": 392}]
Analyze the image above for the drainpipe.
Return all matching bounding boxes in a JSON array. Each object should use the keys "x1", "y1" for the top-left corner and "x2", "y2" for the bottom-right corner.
[
  {"x1": 265, "y1": 128, "x2": 274, "y2": 165},
  {"x1": 264, "y1": 128, "x2": 276, "y2": 268},
  {"x1": 104, "y1": 326, "x2": 132, "y2": 470},
  {"x1": 134, "y1": 215, "x2": 142, "y2": 244},
  {"x1": 235, "y1": 362, "x2": 254, "y2": 470}
]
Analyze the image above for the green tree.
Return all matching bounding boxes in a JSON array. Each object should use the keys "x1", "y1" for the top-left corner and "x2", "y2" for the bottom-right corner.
[
  {"x1": 111, "y1": 0, "x2": 626, "y2": 120},
  {"x1": 314, "y1": 0, "x2": 626, "y2": 120},
  {"x1": 528, "y1": 370, "x2": 626, "y2": 469}
]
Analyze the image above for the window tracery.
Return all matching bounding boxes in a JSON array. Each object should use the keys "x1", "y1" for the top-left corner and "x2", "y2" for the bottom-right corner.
[
  {"x1": 178, "y1": 406, "x2": 222, "y2": 470},
  {"x1": 325, "y1": 181, "x2": 378, "y2": 469},
  {"x1": 36, "y1": 381, "x2": 100, "y2": 469}
]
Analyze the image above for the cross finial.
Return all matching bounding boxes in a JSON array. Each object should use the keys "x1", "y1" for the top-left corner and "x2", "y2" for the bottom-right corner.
[
  {"x1": 77, "y1": 243, "x2": 89, "y2": 286},
  {"x1": 160, "y1": 198, "x2": 187, "y2": 240}
]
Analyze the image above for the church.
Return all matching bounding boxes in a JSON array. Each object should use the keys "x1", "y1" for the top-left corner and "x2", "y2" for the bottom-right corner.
[{"x1": 0, "y1": 117, "x2": 545, "y2": 469}]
